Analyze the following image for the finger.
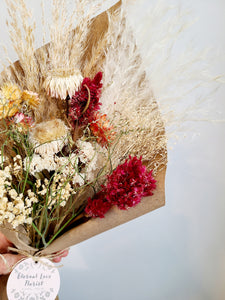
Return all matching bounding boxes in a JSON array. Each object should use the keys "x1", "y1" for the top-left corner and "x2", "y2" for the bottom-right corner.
[
  {"x1": 52, "y1": 256, "x2": 62, "y2": 263},
  {"x1": 59, "y1": 249, "x2": 69, "y2": 258},
  {"x1": 0, "y1": 253, "x2": 24, "y2": 275},
  {"x1": 52, "y1": 249, "x2": 69, "y2": 263},
  {"x1": 0, "y1": 232, "x2": 13, "y2": 253}
]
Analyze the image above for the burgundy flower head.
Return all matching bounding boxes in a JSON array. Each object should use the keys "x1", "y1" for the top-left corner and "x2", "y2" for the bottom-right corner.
[
  {"x1": 105, "y1": 156, "x2": 156, "y2": 210},
  {"x1": 85, "y1": 156, "x2": 157, "y2": 218},
  {"x1": 69, "y1": 72, "x2": 103, "y2": 126},
  {"x1": 85, "y1": 191, "x2": 111, "y2": 218}
]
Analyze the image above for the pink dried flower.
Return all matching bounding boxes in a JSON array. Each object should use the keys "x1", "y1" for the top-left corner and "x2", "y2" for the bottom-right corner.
[{"x1": 12, "y1": 112, "x2": 33, "y2": 127}]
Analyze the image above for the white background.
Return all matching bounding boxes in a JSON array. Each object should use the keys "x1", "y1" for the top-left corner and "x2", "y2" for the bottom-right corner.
[{"x1": 0, "y1": 0, "x2": 225, "y2": 299}]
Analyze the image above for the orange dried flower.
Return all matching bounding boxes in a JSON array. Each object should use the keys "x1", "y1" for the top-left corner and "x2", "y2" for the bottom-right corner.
[
  {"x1": 21, "y1": 90, "x2": 40, "y2": 108},
  {"x1": 90, "y1": 112, "x2": 115, "y2": 147}
]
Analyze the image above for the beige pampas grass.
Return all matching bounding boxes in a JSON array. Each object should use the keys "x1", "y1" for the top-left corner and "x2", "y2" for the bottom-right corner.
[
  {"x1": 5, "y1": 0, "x2": 39, "y2": 91},
  {"x1": 98, "y1": 6, "x2": 167, "y2": 172},
  {"x1": 2, "y1": 0, "x2": 105, "y2": 104}
]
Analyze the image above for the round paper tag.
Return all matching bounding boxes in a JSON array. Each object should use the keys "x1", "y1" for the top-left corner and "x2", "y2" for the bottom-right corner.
[{"x1": 7, "y1": 258, "x2": 60, "y2": 300}]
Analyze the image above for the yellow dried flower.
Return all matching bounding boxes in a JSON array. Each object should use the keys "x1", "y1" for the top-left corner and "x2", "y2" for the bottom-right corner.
[
  {"x1": 0, "y1": 84, "x2": 41, "y2": 119},
  {"x1": 21, "y1": 90, "x2": 40, "y2": 108},
  {"x1": 0, "y1": 83, "x2": 22, "y2": 118},
  {"x1": 1, "y1": 83, "x2": 22, "y2": 101}
]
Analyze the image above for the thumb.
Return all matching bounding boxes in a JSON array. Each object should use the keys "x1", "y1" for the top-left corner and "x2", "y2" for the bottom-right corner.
[
  {"x1": 0, "y1": 253, "x2": 24, "y2": 275},
  {"x1": 0, "y1": 232, "x2": 13, "y2": 253}
]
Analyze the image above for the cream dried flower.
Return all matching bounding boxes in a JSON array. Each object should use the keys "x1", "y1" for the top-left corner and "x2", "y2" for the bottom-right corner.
[
  {"x1": 76, "y1": 139, "x2": 99, "y2": 182},
  {"x1": 0, "y1": 165, "x2": 36, "y2": 228},
  {"x1": 0, "y1": 198, "x2": 7, "y2": 210},
  {"x1": 29, "y1": 119, "x2": 69, "y2": 156},
  {"x1": 24, "y1": 154, "x2": 57, "y2": 175},
  {"x1": 43, "y1": 69, "x2": 83, "y2": 99}
]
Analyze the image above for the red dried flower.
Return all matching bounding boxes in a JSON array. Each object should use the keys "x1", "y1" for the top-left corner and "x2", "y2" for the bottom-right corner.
[
  {"x1": 85, "y1": 191, "x2": 111, "y2": 218},
  {"x1": 69, "y1": 72, "x2": 103, "y2": 126},
  {"x1": 90, "y1": 112, "x2": 115, "y2": 147},
  {"x1": 105, "y1": 156, "x2": 156, "y2": 210},
  {"x1": 85, "y1": 156, "x2": 156, "y2": 218}
]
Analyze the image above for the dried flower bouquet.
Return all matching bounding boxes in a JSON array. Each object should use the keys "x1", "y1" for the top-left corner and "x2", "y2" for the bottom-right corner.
[{"x1": 0, "y1": 0, "x2": 167, "y2": 258}]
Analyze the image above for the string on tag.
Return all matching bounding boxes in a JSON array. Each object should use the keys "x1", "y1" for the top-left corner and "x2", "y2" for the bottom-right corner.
[{"x1": 2, "y1": 247, "x2": 68, "y2": 272}]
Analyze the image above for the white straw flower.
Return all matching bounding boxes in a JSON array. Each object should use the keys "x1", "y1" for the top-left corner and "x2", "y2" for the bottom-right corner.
[
  {"x1": 43, "y1": 69, "x2": 83, "y2": 99},
  {"x1": 24, "y1": 154, "x2": 56, "y2": 175}
]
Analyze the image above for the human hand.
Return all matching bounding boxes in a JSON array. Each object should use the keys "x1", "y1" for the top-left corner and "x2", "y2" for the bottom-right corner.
[
  {"x1": 0, "y1": 232, "x2": 24, "y2": 275},
  {"x1": 0, "y1": 232, "x2": 69, "y2": 274}
]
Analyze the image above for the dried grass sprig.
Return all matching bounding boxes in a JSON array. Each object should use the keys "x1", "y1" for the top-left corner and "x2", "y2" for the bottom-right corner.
[
  {"x1": 99, "y1": 6, "x2": 167, "y2": 172},
  {"x1": 5, "y1": 0, "x2": 39, "y2": 91}
]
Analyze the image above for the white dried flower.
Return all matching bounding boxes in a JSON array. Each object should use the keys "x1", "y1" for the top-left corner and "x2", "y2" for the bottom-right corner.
[
  {"x1": 2, "y1": 166, "x2": 12, "y2": 179},
  {"x1": 76, "y1": 139, "x2": 96, "y2": 164},
  {"x1": 7, "y1": 202, "x2": 14, "y2": 212},
  {"x1": 24, "y1": 154, "x2": 56, "y2": 175},
  {"x1": 14, "y1": 200, "x2": 25, "y2": 212},
  {"x1": 0, "y1": 165, "x2": 35, "y2": 228},
  {"x1": 13, "y1": 154, "x2": 22, "y2": 175},
  {"x1": 12, "y1": 215, "x2": 26, "y2": 228},
  {"x1": 72, "y1": 174, "x2": 84, "y2": 186},
  {"x1": 13, "y1": 155, "x2": 22, "y2": 161},
  {"x1": 38, "y1": 188, "x2": 47, "y2": 196},
  {"x1": 0, "y1": 197, "x2": 8, "y2": 210},
  {"x1": 5, "y1": 212, "x2": 15, "y2": 223},
  {"x1": 36, "y1": 179, "x2": 41, "y2": 189},
  {"x1": 60, "y1": 200, "x2": 67, "y2": 207},
  {"x1": 43, "y1": 69, "x2": 83, "y2": 99},
  {"x1": 29, "y1": 119, "x2": 69, "y2": 156},
  {"x1": 0, "y1": 151, "x2": 6, "y2": 164},
  {"x1": 26, "y1": 217, "x2": 33, "y2": 225},
  {"x1": 8, "y1": 189, "x2": 18, "y2": 200},
  {"x1": 76, "y1": 139, "x2": 99, "y2": 183}
]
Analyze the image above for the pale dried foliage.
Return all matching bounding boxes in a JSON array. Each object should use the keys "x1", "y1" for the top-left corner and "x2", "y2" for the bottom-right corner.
[
  {"x1": 82, "y1": 32, "x2": 109, "y2": 78},
  {"x1": 99, "y1": 0, "x2": 222, "y2": 171},
  {"x1": 1, "y1": 0, "x2": 107, "y2": 124},
  {"x1": 47, "y1": 0, "x2": 101, "y2": 73},
  {"x1": 1, "y1": 0, "x2": 104, "y2": 92},
  {"x1": 4, "y1": 0, "x2": 39, "y2": 91},
  {"x1": 127, "y1": 0, "x2": 223, "y2": 143},
  {"x1": 100, "y1": 8, "x2": 167, "y2": 172}
]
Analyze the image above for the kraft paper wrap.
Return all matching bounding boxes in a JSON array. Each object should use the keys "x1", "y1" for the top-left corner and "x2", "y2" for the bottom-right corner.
[{"x1": 0, "y1": 1, "x2": 166, "y2": 299}]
